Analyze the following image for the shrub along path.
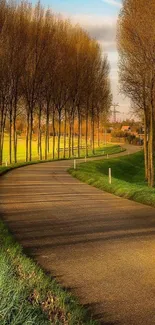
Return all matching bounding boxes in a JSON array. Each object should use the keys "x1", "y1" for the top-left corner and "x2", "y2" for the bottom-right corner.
[{"x1": 1, "y1": 145, "x2": 155, "y2": 325}]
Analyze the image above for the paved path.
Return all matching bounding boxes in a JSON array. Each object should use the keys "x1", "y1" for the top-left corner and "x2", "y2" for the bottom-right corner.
[{"x1": 1, "y1": 145, "x2": 155, "y2": 325}]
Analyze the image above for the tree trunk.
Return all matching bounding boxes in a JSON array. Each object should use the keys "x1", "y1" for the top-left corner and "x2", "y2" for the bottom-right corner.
[
  {"x1": 148, "y1": 78, "x2": 155, "y2": 187},
  {"x1": 72, "y1": 113, "x2": 75, "y2": 156},
  {"x1": 9, "y1": 108, "x2": 12, "y2": 165},
  {"x1": 0, "y1": 122, "x2": 5, "y2": 165},
  {"x1": 26, "y1": 111, "x2": 29, "y2": 162},
  {"x1": 149, "y1": 107, "x2": 154, "y2": 187},
  {"x1": 85, "y1": 111, "x2": 88, "y2": 157},
  {"x1": 69, "y1": 122, "x2": 72, "y2": 158},
  {"x1": 13, "y1": 102, "x2": 17, "y2": 163},
  {"x1": 52, "y1": 109, "x2": 55, "y2": 160},
  {"x1": 38, "y1": 112, "x2": 40, "y2": 156},
  {"x1": 92, "y1": 118, "x2": 95, "y2": 154},
  {"x1": 77, "y1": 110, "x2": 80, "y2": 158},
  {"x1": 29, "y1": 108, "x2": 33, "y2": 161},
  {"x1": 91, "y1": 115, "x2": 95, "y2": 155},
  {"x1": 0, "y1": 125, "x2": 4, "y2": 165},
  {"x1": 148, "y1": 86, "x2": 154, "y2": 188},
  {"x1": 63, "y1": 108, "x2": 67, "y2": 159},
  {"x1": 80, "y1": 115, "x2": 82, "y2": 148},
  {"x1": 58, "y1": 111, "x2": 61, "y2": 159},
  {"x1": 48, "y1": 124, "x2": 50, "y2": 153},
  {"x1": 0, "y1": 142, "x2": 3, "y2": 165},
  {"x1": 0, "y1": 130, "x2": 2, "y2": 164},
  {"x1": 0, "y1": 103, "x2": 6, "y2": 165},
  {"x1": 90, "y1": 117, "x2": 93, "y2": 151},
  {"x1": 144, "y1": 112, "x2": 148, "y2": 181},
  {"x1": 97, "y1": 114, "x2": 100, "y2": 147},
  {"x1": 38, "y1": 105, "x2": 42, "y2": 160},
  {"x1": 45, "y1": 103, "x2": 49, "y2": 160}
]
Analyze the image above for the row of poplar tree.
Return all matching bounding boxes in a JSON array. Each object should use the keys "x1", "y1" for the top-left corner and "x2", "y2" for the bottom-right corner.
[
  {"x1": 0, "y1": 0, "x2": 112, "y2": 165},
  {"x1": 117, "y1": 0, "x2": 155, "y2": 187}
]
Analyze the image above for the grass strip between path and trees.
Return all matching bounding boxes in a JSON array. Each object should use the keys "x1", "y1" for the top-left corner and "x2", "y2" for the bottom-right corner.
[{"x1": 69, "y1": 151, "x2": 155, "y2": 208}]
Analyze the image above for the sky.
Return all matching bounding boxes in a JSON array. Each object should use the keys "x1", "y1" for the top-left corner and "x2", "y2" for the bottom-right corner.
[{"x1": 35, "y1": 0, "x2": 131, "y2": 120}]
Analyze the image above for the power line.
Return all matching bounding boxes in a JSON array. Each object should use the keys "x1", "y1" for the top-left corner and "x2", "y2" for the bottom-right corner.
[{"x1": 111, "y1": 103, "x2": 120, "y2": 123}]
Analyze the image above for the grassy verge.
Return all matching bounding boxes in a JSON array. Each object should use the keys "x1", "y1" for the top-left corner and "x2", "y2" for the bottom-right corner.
[
  {"x1": 0, "y1": 222, "x2": 97, "y2": 325},
  {"x1": 69, "y1": 151, "x2": 155, "y2": 208},
  {"x1": 77, "y1": 144, "x2": 124, "y2": 158}
]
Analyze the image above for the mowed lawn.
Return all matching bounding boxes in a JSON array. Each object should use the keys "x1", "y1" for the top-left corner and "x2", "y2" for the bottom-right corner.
[
  {"x1": 3, "y1": 134, "x2": 123, "y2": 163},
  {"x1": 69, "y1": 151, "x2": 155, "y2": 207}
]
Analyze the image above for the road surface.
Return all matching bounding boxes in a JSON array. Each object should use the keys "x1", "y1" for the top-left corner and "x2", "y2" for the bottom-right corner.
[{"x1": 1, "y1": 145, "x2": 155, "y2": 325}]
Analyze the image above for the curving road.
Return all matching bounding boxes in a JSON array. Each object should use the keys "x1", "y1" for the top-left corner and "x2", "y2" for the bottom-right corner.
[{"x1": 1, "y1": 145, "x2": 155, "y2": 325}]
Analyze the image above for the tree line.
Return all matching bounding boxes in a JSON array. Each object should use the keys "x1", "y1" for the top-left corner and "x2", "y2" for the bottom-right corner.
[
  {"x1": 117, "y1": 0, "x2": 155, "y2": 187},
  {"x1": 0, "y1": 0, "x2": 112, "y2": 165}
]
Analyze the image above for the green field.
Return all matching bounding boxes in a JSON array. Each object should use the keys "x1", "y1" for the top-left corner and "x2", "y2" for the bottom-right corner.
[
  {"x1": 3, "y1": 134, "x2": 123, "y2": 164},
  {"x1": 3, "y1": 135, "x2": 69, "y2": 162},
  {"x1": 69, "y1": 151, "x2": 155, "y2": 207}
]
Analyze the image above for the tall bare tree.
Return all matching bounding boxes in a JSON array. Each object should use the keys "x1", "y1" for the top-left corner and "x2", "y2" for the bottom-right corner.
[
  {"x1": 117, "y1": 0, "x2": 155, "y2": 186},
  {"x1": 0, "y1": 0, "x2": 112, "y2": 165}
]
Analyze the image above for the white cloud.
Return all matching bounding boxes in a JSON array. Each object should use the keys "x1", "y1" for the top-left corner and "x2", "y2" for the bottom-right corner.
[
  {"x1": 56, "y1": 11, "x2": 130, "y2": 114},
  {"x1": 69, "y1": 14, "x2": 117, "y2": 51},
  {"x1": 102, "y1": 0, "x2": 122, "y2": 8},
  {"x1": 69, "y1": 14, "x2": 117, "y2": 26}
]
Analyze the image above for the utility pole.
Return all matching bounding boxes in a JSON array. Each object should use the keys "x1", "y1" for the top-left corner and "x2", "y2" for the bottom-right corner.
[{"x1": 111, "y1": 103, "x2": 120, "y2": 123}]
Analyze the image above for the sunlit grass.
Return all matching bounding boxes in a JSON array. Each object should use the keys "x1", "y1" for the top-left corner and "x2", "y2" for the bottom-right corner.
[
  {"x1": 3, "y1": 134, "x2": 123, "y2": 163},
  {"x1": 0, "y1": 144, "x2": 123, "y2": 177},
  {"x1": 3, "y1": 133, "x2": 123, "y2": 165},
  {"x1": 69, "y1": 151, "x2": 155, "y2": 207}
]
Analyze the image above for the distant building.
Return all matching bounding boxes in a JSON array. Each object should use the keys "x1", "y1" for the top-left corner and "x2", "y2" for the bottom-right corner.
[{"x1": 121, "y1": 125, "x2": 131, "y2": 132}]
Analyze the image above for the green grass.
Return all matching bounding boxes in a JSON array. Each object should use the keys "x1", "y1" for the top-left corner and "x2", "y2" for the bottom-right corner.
[
  {"x1": 0, "y1": 145, "x2": 123, "y2": 177},
  {"x1": 3, "y1": 134, "x2": 122, "y2": 164},
  {"x1": 69, "y1": 151, "x2": 155, "y2": 208},
  {"x1": 3, "y1": 135, "x2": 92, "y2": 162},
  {"x1": 0, "y1": 223, "x2": 97, "y2": 325},
  {"x1": 86, "y1": 145, "x2": 124, "y2": 157}
]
